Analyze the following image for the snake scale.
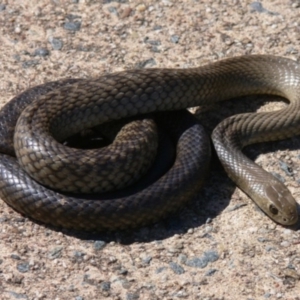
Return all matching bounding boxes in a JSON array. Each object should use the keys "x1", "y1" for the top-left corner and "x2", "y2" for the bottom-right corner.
[{"x1": 0, "y1": 55, "x2": 299, "y2": 231}]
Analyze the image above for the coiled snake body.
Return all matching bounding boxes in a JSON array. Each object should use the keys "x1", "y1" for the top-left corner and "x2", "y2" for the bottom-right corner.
[{"x1": 0, "y1": 55, "x2": 299, "y2": 231}]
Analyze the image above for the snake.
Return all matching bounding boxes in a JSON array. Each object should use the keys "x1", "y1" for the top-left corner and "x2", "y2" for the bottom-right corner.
[{"x1": 0, "y1": 55, "x2": 299, "y2": 231}]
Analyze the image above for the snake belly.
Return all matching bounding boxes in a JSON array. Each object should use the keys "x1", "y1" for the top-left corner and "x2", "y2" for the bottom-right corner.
[{"x1": 0, "y1": 55, "x2": 299, "y2": 231}]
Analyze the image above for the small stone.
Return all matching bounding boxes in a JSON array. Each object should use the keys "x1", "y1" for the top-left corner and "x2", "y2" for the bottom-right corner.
[
  {"x1": 94, "y1": 240, "x2": 106, "y2": 250},
  {"x1": 205, "y1": 269, "x2": 217, "y2": 276},
  {"x1": 118, "y1": 268, "x2": 128, "y2": 275},
  {"x1": 73, "y1": 251, "x2": 85, "y2": 258},
  {"x1": 144, "y1": 38, "x2": 161, "y2": 46},
  {"x1": 126, "y1": 292, "x2": 140, "y2": 300},
  {"x1": 204, "y1": 225, "x2": 213, "y2": 233},
  {"x1": 11, "y1": 254, "x2": 21, "y2": 260},
  {"x1": 48, "y1": 246, "x2": 63, "y2": 260},
  {"x1": 120, "y1": 7, "x2": 132, "y2": 18},
  {"x1": 108, "y1": 6, "x2": 118, "y2": 15},
  {"x1": 68, "y1": 285, "x2": 75, "y2": 292},
  {"x1": 100, "y1": 281, "x2": 111, "y2": 291},
  {"x1": 265, "y1": 245, "x2": 276, "y2": 252},
  {"x1": 75, "y1": 297, "x2": 84, "y2": 300},
  {"x1": 250, "y1": 2, "x2": 265, "y2": 12},
  {"x1": 136, "y1": 4, "x2": 146, "y2": 11},
  {"x1": 204, "y1": 250, "x2": 219, "y2": 262},
  {"x1": 170, "y1": 35, "x2": 180, "y2": 43},
  {"x1": 22, "y1": 60, "x2": 39, "y2": 68},
  {"x1": 64, "y1": 21, "x2": 81, "y2": 31},
  {"x1": 206, "y1": 218, "x2": 212, "y2": 224},
  {"x1": 185, "y1": 257, "x2": 208, "y2": 268},
  {"x1": 279, "y1": 160, "x2": 293, "y2": 176},
  {"x1": 153, "y1": 25, "x2": 162, "y2": 30},
  {"x1": 34, "y1": 48, "x2": 49, "y2": 57},
  {"x1": 178, "y1": 254, "x2": 187, "y2": 264},
  {"x1": 173, "y1": 290, "x2": 189, "y2": 298},
  {"x1": 135, "y1": 58, "x2": 156, "y2": 68},
  {"x1": 280, "y1": 241, "x2": 290, "y2": 247},
  {"x1": 9, "y1": 291, "x2": 28, "y2": 299},
  {"x1": 257, "y1": 237, "x2": 268, "y2": 243},
  {"x1": 264, "y1": 293, "x2": 271, "y2": 298},
  {"x1": 0, "y1": 4, "x2": 6, "y2": 11},
  {"x1": 156, "y1": 266, "x2": 167, "y2": 274},
  {"x1": 0, "y1": 216, "x2": 7, "y2": 222},
  {"x1": 142, "y1": 256, "x2": 152, "y2": 265},
  {"x1": 15, "y1": 26, "x2": 21, "y2": 33},
  {"x1": 169, "y1": 262, "x2": 185, "y2": 274},
  {"x1": 17, "y1": 262, "x2": 30, "y2": 273},
  {"x1": 49, "y1": 37, "x2": 64, "y2": 50}
]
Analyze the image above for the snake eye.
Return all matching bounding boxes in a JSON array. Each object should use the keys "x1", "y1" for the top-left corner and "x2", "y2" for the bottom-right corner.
[{"x1": 269, "y1": 204, "x2": 278, "y2": 215}]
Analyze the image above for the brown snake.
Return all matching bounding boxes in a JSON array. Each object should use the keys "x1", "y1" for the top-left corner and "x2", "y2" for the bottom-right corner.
[{"x1": 0, "y1": 55, "x2": 299, "y2": 231}]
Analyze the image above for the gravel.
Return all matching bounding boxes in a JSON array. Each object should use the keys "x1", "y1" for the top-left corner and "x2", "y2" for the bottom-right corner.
[{"x1": 0, "y1": 1, "x2": 299, "y2": 299}]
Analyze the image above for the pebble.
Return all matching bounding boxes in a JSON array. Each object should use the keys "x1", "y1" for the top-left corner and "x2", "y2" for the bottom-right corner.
[
  {"x1": 257, "y1": 237, "x2": 268, "y2": 243},
  {"x1": 0, "y1": 216, "x2": 7, "y2": 222},
  {"x1": 11, "y1": 254, "x2": 21, "y2": 260},
  {"x1": 170, "y1": 35, "x2": 180, "y2": 44},
  {"x1": 185, "y1": 251, "x2": 219, "y2": 269},
  {"x1": 135, "y1": 58, "x2": 156, "y2": 68},
  {"x1": 48, "y1": 246, "x2": 63, "y2": 260},
  {"x1": 0, "y1": 4, "x2": 6, "y2": 11},
  {"x1": 34, "y1": 48, "x2": 50, "y2": 57},
  {"x1": 108, "y1": 7, "x2": 118, "y2": 16},
  {"x1": 9, "y1": 291, "x2": 28, "y2": 299},
  {"x1": 278, "y1": 160, "x2": 293, "y2": 176},
  {"x1": 178, "y1": 254, "x2": 187, "y2": 264},
  {"x1": 168, "y1": 242, "x2": 183, "y2": 253},
  {"x1": 264, "y1": 293, "x2": 271, "y2": 298},
  {"x1": 103, "y1": 0, "x2": 128, "y2": 3},
  {"x1": 265, "y1": 246, "x2": 276, "y2": 252},
  {"x1": 169, "y1": 262, "x2": 185, "y2": 274},
  {"x1": 173, "y1": 290, "x2": 189, "y2": 298},
  {"x1": 185, "y1": 256, "x2": 208, "y2": 268},
  {"x1": 100, "y1": 281, "x2": 111, "y2": 291},
  {"x1": 144, "y1": 39, "x2": 161, "y2": 46},
  {"x1": 136, "y1": 4, "x2": 146, "y2": 12},
  {"x1": 73, "y1": 251, "x2": 85, "y2": 258},
  {"x1": 227, "y1": 203, "x2": 247, "y2": 212},
  {"x1": 126, "y1": 292, "x2": 140, "y2": 300},
  {"x1": 17, "y1": 262, "x2": 30, "y2": 273},
  {"x1": 118, "y1": 268, "x2": 128, "y2": 275},
  {"x1": 283, "y1": 229, "x2": 293, "y2": 235},
  {"x1": 49, "y1": 37, "x2": 64, "y2": 50},
  {"x1": 142, "y1": 256, "x2": 152, "y2": 265},
  {"x1": 94, "y1": 240, "x2": 106, "y2": 250},
  {"x1": 64, "y1": 21, "x2": 81, "y2": 31},
  {"x1": 22, "y1": 60, "x2": 39, "y2": 68},
  {"x1": 204, "y1": 250, "x2": 219, "y2": 262},
  {"x1": 280, "y1": 241, "x2": 290, "y2": 247},
  {"x1": 156, "y1": 267, "x2": 167, "y2": 274},
  {"x1": 205, "y1": 269, "x2": 217, "y2": 276},
  {"x1": 250, "y1": 2, "x2": 265, "y2": 13}
]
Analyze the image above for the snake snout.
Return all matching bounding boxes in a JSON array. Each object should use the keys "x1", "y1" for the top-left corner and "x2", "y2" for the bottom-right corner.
[{"x1": 265, "y1": 181, "x2": 298, "y2": 225}]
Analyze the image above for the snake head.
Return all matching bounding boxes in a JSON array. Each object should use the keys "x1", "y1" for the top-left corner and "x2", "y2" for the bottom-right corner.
[{"x1": 263, "y1": 181, "x2": 298, "y2": 225}]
